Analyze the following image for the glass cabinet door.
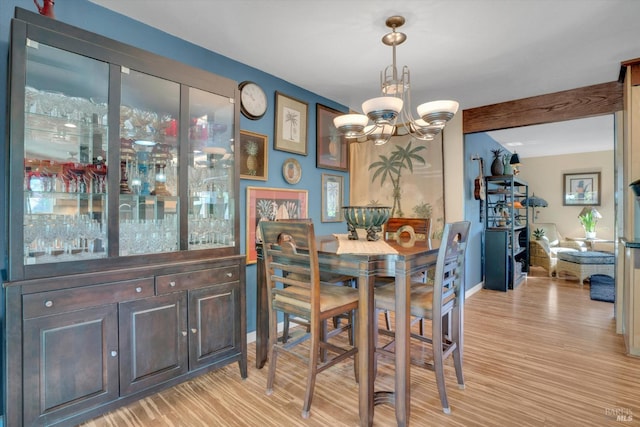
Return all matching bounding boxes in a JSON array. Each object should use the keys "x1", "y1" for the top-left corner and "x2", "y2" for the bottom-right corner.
[
  {"x1": 119, "y1": 69, "x2": 180, "y2": 256},
  {"x1": 188, "y1": 87, "x2": 235, "y2": 250},
  {"x1": 23, "y1": 40, "x2": 109, "y2": 265}
]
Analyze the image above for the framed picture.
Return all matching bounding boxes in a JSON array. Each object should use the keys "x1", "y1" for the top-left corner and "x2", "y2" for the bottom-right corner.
[
  {"x1": 316, "y1": 104, "x2": 349, "y2": 171},
  {"x1": 274, "y1": 91, "x2": 308, "y2": 155},
  {"x1": 239, "y1": 130, "x2": 268, "y2": 180},
  {"x1": 563, "y1": 172, "x2": 601, "y2": 206},
  {"x1": 321, "y1": 173, "x2": 344, "y2": 222},
  {"x1": 246, "y1": 186, "x2": 308, "y2": 264}
]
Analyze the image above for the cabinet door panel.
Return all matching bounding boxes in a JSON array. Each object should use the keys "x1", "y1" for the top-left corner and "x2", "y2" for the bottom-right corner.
[
  {"x1": 23, "y1": 304, "x2": 118, "y2": 426},
  {"x1": 21, "y1": 40, "x2": 110, "y2": 269},
  {"x1": 119, "y1": 292, "x2": 188, "y2": 395},
  {"x1": 119, "y1": 69, "x2": 180, "y2": 256},
  {"x1": 187, "y1": 87, "x2": 235, "y2": 251},
  {"x1": 189, "y1": 282, "x2": 240, "y2": 370}
]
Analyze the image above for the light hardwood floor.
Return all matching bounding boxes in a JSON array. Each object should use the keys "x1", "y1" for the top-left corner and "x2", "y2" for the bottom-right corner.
[{"x1": 81, "y1": 267, "x2": 639, "y2": 426}]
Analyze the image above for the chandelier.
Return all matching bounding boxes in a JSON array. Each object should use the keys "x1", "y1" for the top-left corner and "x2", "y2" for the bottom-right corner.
[{"x1": 333, "y1": 16, "x2": 459, "y2": 145}]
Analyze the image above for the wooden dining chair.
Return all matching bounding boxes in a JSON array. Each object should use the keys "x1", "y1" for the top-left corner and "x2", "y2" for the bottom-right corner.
[
  {"x1": 274, "y1": 219, "x2": 356, "y2": 348},
  {"x1": 377, "y1": 217, "x2": 433, "y2": 331},
  {"x1": 374, "y1": 220, "x2": 471, "y2": 414},
  {"x1": 385, "y1": 217, "x2": 433, "y2": 250},
  {"x1": 260, "y1": 220, "x2": 359, "y2": 419}
]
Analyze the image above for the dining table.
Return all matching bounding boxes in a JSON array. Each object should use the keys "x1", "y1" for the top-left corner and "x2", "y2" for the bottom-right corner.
[{"x1": 255, "y1": 234, "x2": 438, "y2": 427}]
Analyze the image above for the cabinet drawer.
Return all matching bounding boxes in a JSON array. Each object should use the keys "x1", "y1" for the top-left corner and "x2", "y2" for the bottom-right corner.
[
  {"x1": 156, "y1": 266, "x2": 239, "y2": 294},
  {"x1": 23, "y1": 278, "x2": 155, "y2": 319}
]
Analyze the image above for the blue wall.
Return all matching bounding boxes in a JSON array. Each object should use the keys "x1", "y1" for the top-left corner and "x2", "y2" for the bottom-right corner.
[
  {"x1": 0, "y1": 0, "x2": 350, "y2": 333},
  {"x1": 463, "y1": 132, "x2": 512, "y2": 290}
]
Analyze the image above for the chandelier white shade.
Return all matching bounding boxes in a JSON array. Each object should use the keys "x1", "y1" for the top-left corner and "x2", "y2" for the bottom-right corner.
[
  {"x1": 364, "y1": 124, "x2": 395, "y2": 146},
  {"x1": 332, "y1": 114, "x2": 369, "y2": 138},
  {"x1": 362, "y1": 96, "x2": 403, "y2": 122},
  {"x1": 416, "y1": 100, "x2": 459, "y2": 125},
  {"x1": 333, "y1": 15, "x2": 459, "y2": 145}
]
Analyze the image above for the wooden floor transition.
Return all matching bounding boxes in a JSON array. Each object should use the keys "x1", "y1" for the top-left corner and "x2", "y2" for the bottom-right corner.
[{"x1": 81, "y1": 267, "x2": 639, "y2": 426}]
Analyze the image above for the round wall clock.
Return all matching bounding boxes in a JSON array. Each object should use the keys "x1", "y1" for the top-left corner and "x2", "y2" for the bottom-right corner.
[{"x1": 239, "y1": 81, "x2": 267, "y2": 120}]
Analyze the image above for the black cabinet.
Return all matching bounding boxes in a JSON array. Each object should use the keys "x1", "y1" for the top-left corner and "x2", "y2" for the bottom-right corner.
[{"x1": 484, "y1": 175, "x2": 529, "y2": 291}]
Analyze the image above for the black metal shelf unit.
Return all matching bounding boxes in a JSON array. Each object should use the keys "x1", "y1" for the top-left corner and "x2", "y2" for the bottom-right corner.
[{"x1": 484, "y1": 175, "x2": 529, "y2": 291}]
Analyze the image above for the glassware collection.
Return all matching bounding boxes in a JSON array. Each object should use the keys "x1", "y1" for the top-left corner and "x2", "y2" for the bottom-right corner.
[{"x1": 22, "y1": 42, "x2": 235, "y2": 266}]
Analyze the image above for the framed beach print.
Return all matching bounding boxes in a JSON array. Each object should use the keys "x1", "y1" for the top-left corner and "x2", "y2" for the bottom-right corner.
[
  {"x1": 239, "y1": 130, "x2": 268, "y2": 180},
  {"x1": 274, "y1": 91, "x2": 308, "y2": 155},
  {"x1": 563, "y1": 172, "x2": 601, "y2": 206},
  {"x1": 246, "y1": 186, "x2": 308, "y2": 264},
  {"x1": 321, "y1": 173, "x2": 344, "y2": 222},
  {"x1": 316, "y1": 104, "x2": 349, "y2": 171}
]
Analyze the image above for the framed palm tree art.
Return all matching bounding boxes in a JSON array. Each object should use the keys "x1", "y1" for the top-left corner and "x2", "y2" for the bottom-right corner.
[{"x1": 274, "y1": 91, "x2": 308, "y2": 155}]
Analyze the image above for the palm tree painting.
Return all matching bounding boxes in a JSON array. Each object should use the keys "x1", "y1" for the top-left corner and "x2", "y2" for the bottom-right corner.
[
  {"x1": 283, "y1": 107, "x2": 300, "y2": 142},
  {"x1": 369, "y1": 141, "x2": 427, "y2": 217}
]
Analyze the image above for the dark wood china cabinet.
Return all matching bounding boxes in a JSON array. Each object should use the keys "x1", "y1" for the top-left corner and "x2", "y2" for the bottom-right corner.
[{"x1": 4, "y1": 8, "x2": 246, "y2": 426}]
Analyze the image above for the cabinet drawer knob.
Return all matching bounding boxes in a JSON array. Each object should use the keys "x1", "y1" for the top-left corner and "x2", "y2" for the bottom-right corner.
[
  {"x1": 191, "y1": 328, "x2": 197, "y2": 334},
  {"x1": 44, "y1": 300, "x2": 53, "y2": 308},
  {"x1": 111, "y1": 351, "x2": 118, "y2": 357},
  {"x1": 135, "y1": 287, "x2": 142, "y2": 293},
  {"x1": 182, "y1": 331, "x2": 187, "y2": 336},
  {"x1": 226, "y1": 272, "x2": 233, "y2": 278},
  {"x1": 169, "y1": 281, "x2": 176, "y2": 287}
]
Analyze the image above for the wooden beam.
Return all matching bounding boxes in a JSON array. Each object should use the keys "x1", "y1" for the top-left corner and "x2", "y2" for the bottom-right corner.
[{"x1": 463, "y1": 81, "x2": 623, "y2": 134}]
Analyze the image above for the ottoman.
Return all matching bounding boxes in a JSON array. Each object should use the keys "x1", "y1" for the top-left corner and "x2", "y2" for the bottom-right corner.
[{"x1": 556, "y1": 251, "x2": 615, "y2": 284}]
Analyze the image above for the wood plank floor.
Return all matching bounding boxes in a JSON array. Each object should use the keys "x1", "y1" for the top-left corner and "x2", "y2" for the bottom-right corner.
[{"x1": 81, "y1": 267, "x2": 639, "y2": 426}]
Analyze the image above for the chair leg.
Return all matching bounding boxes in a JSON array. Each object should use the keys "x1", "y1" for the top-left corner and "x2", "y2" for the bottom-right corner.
[
  {"x1": 282, "y1": 313, "x2": 290, "y2": 343},
  {"x1": 302, "y1": 323, "x2": 320, "y2": 419},
  {"x1": 266, "y1": 309, "x2": 279, "y2": 396},
  {"x1": 432, "y1": 315, "x2": 451, "y2": 414},
  {"x1": 384, "y1": 310, "x2": 392, "y2": 330},
  {"x1": 451, "y1": 308, "x2": 465, "y2": 389},
  {"x1": 353, "y1": 310, "x2": 359, "y2": 383},
  {"x1": 320, "y1": 320, "x2": 328, "y2": 362},
  {"x1": 348, "y1": 309, "x2": 354, "y2": 345}
]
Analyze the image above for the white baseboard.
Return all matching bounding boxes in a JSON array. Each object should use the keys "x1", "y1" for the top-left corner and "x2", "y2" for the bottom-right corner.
[{"x1": 466, "y1": 281, "x2": 483, "y2": 299}]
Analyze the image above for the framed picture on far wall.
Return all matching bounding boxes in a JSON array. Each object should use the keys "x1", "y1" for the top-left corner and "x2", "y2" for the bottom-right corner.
[
  {"x1": 563, "y1": 171, "x2": 601, "y2": 206},
  {"x1": 245, "y1": 186, "x2": 308, "y2": 264},
  {"x1": 239, "y1": 130, "x2": 268, "y2": 180},
  {"x1": 316, "y1": 104, "x2": 349, "y2": 171},
  {"x1": 274, "y1": 91, "x2": 308, "y2": 155},
  {"x1": 321, "y1": 173, "x2": 344, "y2": 222}
]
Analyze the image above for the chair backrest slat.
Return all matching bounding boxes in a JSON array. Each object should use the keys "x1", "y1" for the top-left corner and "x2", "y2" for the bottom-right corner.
[
  {"x1": 260, "y1": 220, "x2": 321, "y2": 316},
  {"x1": 432, "y1": 221, "x2": 471, "y2": 318}
]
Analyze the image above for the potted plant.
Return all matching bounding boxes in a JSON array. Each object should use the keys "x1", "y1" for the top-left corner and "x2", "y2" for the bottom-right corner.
[
  {"x1": 578, "y1": 210, "x2": 598, "y2": 239},
  {"x1": 533, "y1": 228, "x2": 545, "y2": 240}
]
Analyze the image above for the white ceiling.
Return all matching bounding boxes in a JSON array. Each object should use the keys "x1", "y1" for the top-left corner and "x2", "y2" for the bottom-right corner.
[
  {"x1": 487, "y1": 114, "x2": 615, "y2": 158},
  {"x1": 90, "y1": 0, "x2": 638, "y2": 158}
]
